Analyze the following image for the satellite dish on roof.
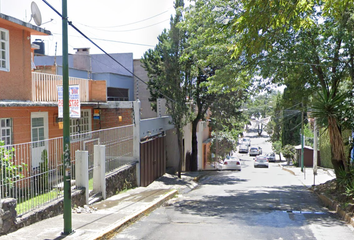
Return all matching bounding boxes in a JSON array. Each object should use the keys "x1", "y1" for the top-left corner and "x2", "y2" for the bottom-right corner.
[{"x1": 30, "y1": 2, "x2": 42, "y2": 26}]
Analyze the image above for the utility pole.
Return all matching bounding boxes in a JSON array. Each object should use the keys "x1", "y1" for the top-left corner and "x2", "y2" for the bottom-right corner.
[
  {"x1": 313, "y1": 118, "x2": 318, "y2": 185},
  {"x1": 301, "y1": 103, "x2": 304, "y2": 172},
  {"x1": 62, "y1": 0, "x2": 72, "y2": 234}
]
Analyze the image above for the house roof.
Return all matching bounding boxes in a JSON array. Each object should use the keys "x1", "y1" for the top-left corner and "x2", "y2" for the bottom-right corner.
[
  {"x1": 295, "y1": 145, "x2": 316, "y2": 150},
  {"x1": 0, "y1": 13, "x2": 51, "y2": 36}
]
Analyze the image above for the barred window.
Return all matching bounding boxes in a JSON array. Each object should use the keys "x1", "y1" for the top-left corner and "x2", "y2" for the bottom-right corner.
[
  {"x1": 0, "y1": 118, "x2": 12, "y2": 145},
  {"x1": 0, "y1": 28, "x2": 9, "y2": 72},
  {"x1": 70, "y1": 109, "x2": 91, "y2": 140}
]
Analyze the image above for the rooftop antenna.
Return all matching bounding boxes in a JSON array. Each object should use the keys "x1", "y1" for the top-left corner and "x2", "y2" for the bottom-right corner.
[{"x1": 29, "y1": 1, "x2": 42, "y2": 26}]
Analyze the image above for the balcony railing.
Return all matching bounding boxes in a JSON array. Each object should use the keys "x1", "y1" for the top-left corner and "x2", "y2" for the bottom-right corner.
[{"x1": 32, "y1": 72, "x2": 89, "y2": 102}]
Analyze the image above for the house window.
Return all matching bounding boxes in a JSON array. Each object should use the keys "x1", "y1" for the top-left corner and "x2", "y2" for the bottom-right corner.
[
  {"x1": 0, "y1": 118, "x2": 12, "y2": 145},
  {"x1": 107, "y1": 87, "x2": 129, "y2": 101},
  {"x1": 32, "y1": 117, "x2": 45, "y2": 148},
  {"x1": 70, "y1": 109, "x2": 91, "y2": 140},
  {"x1": 0, "y1": 28, "x2": 9, "y2": 72}
]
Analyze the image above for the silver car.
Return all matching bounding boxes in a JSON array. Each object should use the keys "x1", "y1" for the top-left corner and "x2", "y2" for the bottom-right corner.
[
  {"x1": 254, "y1": 155, "x2": 269, "y2": 168},
  {"x1": 249, "y1": 147, "x2": 260, "y2": 156}
]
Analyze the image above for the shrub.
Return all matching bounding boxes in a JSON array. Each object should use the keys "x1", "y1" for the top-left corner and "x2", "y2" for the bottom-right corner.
[{"x1": 0, "y1": 141, "x2": 27, "y2": 197}]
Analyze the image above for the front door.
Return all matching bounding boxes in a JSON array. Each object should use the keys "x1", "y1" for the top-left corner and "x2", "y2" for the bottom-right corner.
[{"x1": 31, "y1": 112, "x2": 48, "y2": 171}]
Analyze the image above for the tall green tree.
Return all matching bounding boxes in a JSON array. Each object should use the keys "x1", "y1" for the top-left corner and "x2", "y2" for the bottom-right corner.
[
  {"x1": 180, "y1": 0, "x2": 253, "y2": 168},
  {"x1": 267, "y1": 93, "x2": 283, "y2": 143},
  {"x1": 231, "y1": 0, "x2": 354, "y2": 177},
  {"x1": 142, "y1": 0, "x2": 188, "y2": 177}
]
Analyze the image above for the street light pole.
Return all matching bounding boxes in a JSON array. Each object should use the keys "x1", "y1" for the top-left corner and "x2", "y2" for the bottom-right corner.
[
  {"x1": 301, "y1": 107, "x2": 304, "y2": 172},
  {"x1": 62, "y1": 0, "x2": 72, "y2": 234},
  {"x1": 313, "y1": 118, "x2": 318, "y2": 186}
]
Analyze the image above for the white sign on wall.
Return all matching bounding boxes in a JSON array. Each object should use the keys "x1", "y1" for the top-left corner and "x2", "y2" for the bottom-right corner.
[{"x1": 57, "y1": 85, "x2": 81, "y2": 119}]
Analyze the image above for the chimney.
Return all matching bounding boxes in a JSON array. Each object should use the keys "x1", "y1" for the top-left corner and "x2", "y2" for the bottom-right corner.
[{"x1": 73, "y1": 48, "x2": 91, "y2": 72}]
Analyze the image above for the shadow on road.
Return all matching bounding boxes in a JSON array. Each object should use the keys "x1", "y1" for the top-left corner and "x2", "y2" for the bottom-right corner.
[
  {"x1": 199, "y1": 172, "x2": 249, "y2": 185},
  {"x1": 172, "y1": 184, "x2": 344, "y2": 228}
]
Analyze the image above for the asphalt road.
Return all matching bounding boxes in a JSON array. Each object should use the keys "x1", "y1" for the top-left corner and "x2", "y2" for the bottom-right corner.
[{"x1": 112, "y1": 131, "x2": 354, "y2": 240}]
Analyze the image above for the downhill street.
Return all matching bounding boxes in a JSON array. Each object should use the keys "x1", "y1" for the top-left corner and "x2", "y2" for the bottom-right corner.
[{"x1": 113, "y1": 130, "x2": 354, "y2": 240}]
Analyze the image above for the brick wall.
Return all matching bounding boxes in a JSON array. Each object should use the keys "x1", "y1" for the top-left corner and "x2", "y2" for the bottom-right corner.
[
  {"x1": 0, "y1": 106, "x2": 93, "y2": 144},
  {"x1": 89, "y1": 80, "x2": 107, "y2": 102},
  {"x1": 0, "y1": 24, "x2": 32, "y2": 100},
  {"x1": 93, "y1": 108, "x2": 133, "y2": 130}
]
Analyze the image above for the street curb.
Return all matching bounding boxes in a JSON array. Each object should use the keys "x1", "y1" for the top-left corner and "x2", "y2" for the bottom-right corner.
[
  {"x1": 278, "y1": 164, "x2": 295, "y2": 175},
  {"x1": 193, "y1": 173, "x2": 207, "y2": 182},
  {"x1": 280, "y1": 165, "x2": 354, "y2": 228},
  {"x1": 91, "y1": 189, "x2": 177, "y2": 240},
  {"x1": 314, "y1": 191, "x2": 354, "y2": 228}
]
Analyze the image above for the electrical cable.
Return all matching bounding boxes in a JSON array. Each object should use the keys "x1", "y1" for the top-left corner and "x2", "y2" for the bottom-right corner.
[
  {"x1": 77, "y1": 19, "x2": 171, "y2": 33},
  {"x1": 52, "y1": 33, "x2": 155, "y2": 47},
  {"x1": 76, "y1": 8, "x2": 172, "y2": 29}
]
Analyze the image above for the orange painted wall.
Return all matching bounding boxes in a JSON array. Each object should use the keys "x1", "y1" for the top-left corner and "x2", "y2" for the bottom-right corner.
[{"x1": 0, "y1": 23, "x2": 32, "y2": 100}]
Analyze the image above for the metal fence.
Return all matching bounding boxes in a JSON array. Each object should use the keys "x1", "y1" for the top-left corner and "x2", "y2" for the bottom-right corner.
[{"x1": 0, "y1": 125, "x2": 134, "y2": 216}]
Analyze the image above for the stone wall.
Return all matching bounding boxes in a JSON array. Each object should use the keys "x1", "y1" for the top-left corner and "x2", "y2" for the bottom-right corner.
[
  {"x1": 0, "y1": 199, "x2": 17, "y2": 235},
  {"x1": 0, "y1": 163, "x2": 138, "y2": 235},
  {"x1": 106, "y1": 162, "x2": 138, "y2": 198}
]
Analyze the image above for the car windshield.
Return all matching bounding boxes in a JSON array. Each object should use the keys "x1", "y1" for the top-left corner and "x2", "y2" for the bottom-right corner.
[
  {"x1": 250, "y1": 148, "x2": 258, "y2": 151},
  {"x1": 256, "y1": 156, "x2": 267, "y2": 161}
]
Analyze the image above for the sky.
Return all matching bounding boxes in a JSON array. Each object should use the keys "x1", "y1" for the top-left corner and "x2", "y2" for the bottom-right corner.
[{"x1": 0, "y1": 0, "x2": 176, "y2": 59}]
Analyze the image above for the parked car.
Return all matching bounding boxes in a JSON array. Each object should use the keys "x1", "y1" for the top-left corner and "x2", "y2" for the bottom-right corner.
[
  {"x1": 249, "y1": 147, "x2": 261, "y2": 156},
  {"x1": 241, "y1": 138, "x2": 251, "y2": 147},
  {"x1": 239, "y1": 144, "x2": 249, "y2": 153},
  {"x1": 218, "y1": 156, "x2": 241, "y2": 171},
  {"x1": 254, "y1": 155, "x2": 269, "y2": 168},
  {"x1": 266, "y1": 152, "x2": 276, "y2": 162}
]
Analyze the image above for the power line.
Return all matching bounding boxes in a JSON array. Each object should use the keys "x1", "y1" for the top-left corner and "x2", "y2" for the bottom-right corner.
[
  {"x1": 86, "y1": 19, "x2": 170, "y2": 33},
  {"x1": 52, "y1": 33, "x2": 155, "y2": 47},
  {"x1": 76, "y1": 8, "x2": 173, "y2": 29}
]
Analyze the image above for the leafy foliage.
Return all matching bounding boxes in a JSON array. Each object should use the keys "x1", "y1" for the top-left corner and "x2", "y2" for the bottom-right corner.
[
  {"x1": 272, "y1": 140, "x2": 282, "y2": 161},
  {"x1": 0, "y1": 141, "x2": 26, "y2": 196},
  {"x1": 282, "y1": 144, "x2": 296, "y2": 160},
  {"x1": 142, "y1": 0, "x2": 189, "y2": 177}
]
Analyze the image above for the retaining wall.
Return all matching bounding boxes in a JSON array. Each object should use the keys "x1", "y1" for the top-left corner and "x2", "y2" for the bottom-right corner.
[{"x1": 0, "y1": 163, "x2": 138, "y2": 235}]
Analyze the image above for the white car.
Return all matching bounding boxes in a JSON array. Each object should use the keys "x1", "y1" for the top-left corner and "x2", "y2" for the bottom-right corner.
[
  {"x1": 249, "y1": 147, "x2": 260, "y2": 156},
  {"x1": 254, "y1": 155, "x2": 269, "y2": 168},
  {"x1": 241, "y1": 138, "x2": 251, "y2": 147},
  {"x1": 239, "y1": 144, "x2": 249, "y2": 153},
  {"x1": 218, "y1": 156, "x2": 241, "y2": 171}
]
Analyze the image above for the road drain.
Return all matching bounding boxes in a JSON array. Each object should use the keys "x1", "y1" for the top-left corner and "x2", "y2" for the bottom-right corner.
[{"x1": 282, "y1": 210, "x2": 326, "y2": 215}]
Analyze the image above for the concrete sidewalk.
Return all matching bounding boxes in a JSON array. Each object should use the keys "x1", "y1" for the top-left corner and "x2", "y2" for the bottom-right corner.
[
  {"x1": 279, "y1": 164, "x2": 336, "y2": 187},
  {"x1": 0, "y1": 172, "x2": 205, "y2": 240}
]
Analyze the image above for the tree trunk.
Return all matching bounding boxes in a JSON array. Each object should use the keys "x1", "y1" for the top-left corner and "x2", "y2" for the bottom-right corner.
[
  {"x1": 328, "y1": 116, "x2": 347, "y2": 176},
  {"x1": 177, "y1": 128, "x2": 183, "y2": 178},
  {"x1": 191, "y1": 119, "x2": 198, "y2": 171}
]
